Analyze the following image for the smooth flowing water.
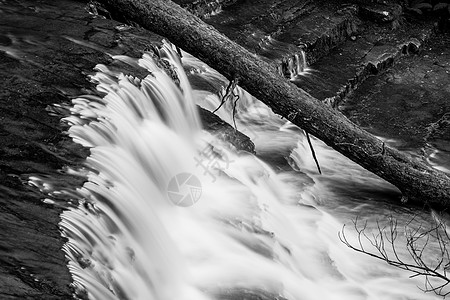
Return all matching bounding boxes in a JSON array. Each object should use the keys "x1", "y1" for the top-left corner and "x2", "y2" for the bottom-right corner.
[{"x1": 32, "y1": 43, "x2": 448, "y2": 300}]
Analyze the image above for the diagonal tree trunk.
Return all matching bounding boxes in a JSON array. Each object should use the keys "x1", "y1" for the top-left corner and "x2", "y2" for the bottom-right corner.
[{"x1": 97, "y1": 0, "x2": 450, "y2": 209}]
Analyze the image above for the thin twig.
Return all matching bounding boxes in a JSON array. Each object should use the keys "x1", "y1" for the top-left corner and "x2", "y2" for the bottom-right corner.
[
  {"x1": 304, "y1": 131, "x2": 321, "y2": 174},
  {"x1": 232, "y1": 92, "x2": 240, "y2": 130},
  {"x1": 213, "y1": 78, "x2": 238, "y2": 113}
]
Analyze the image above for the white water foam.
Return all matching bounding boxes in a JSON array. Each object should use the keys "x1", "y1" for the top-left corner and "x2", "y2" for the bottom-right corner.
[{"x1": 42, "y1": 42, "x2": 445, "y2": 300}]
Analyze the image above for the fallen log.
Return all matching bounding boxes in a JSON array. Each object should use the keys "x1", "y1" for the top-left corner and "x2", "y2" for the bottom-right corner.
[{"x1": 97, "y1": 0, "x2": 450, "y2": 208}]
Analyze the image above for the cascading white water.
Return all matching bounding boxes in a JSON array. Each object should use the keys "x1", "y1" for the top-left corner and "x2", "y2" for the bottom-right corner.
[
  {"x1": 42, "y1": 42, "x2": 445, "y2": 300},
  {"x1": 247, "y1": 33, "x2": 310, "y2": 80},
  {"x1": 291, "y1": 53, "x2": 308, "y2": 80}
]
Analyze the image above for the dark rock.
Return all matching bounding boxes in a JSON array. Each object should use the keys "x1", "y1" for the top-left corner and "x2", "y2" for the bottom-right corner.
[
  {"x1": 299, "y1": 15, "x2": 359, "y2": 65},
  {"x1": 198, "y1": 106, "x2": 256, "y2": 153},
  {"x1": 359, "y1": 3, "x2": 403, "y2": 23},
  {"x1": 0, "y1": 34, "x2": 12, "y2": 46},
  {"x1": 293, "y1": 20, "x2": 434, "y2": 107},
  {"x1": 173, "y1": 0, "x2": 238, "y2": 18},
  {"x1": 214, "y1": 288, "x2": 289, "y2": 300},
  {"x1": 438, "y1": 16, "x2": 450, "y2": 32},
  {"x1": 204, "y1": 0, "x2": 360, "y2": 70},
  {"x1": 427, "y1": 113, "x2": 450, "y2": 152},
  {"x1": 342, "y1": 32, "x2": 450, "y2": 151}
]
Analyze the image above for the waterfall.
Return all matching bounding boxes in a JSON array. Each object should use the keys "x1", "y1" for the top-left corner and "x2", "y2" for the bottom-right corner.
[
  {"x1": 252, "y1": 34, "x2": 309, "y2": 80},
  {"x1": 281, "y1": 51, "x2": 309, "y2": 80},
  {"x1": 41, "y1": 42, "x2": 442, "y2": 300}
]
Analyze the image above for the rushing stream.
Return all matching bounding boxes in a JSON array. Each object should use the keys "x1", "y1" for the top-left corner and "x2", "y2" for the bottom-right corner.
[{"x1": 27, "y1": 41, "x2": 448, "y2": 300}]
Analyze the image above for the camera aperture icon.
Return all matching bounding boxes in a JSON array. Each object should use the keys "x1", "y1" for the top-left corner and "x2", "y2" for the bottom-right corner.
[{"x1": 167, "y1": 172, "x2": 202, "y2": 207}]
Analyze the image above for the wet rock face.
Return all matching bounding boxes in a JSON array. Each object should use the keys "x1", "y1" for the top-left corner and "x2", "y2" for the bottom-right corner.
[
  {"x1": 427, "y1": 113, "x2": 450, "y2": 152},
  {"x1": 202, "y1": 0, "x2": 428, "y2": 102},
  {"x1": 0, "y1": 1, "x2": 152, "y2": 299},
  {"x1": 174, "y1": 0, "x2": 238, "y2": 18},
  {"x1": 426, "y1": 113, "x2": 450, "y2": 171},
  {"x1": 198, "y1": 107, "x2": 256, "y2": 153},
  {"x1": 292, "y1": 17, "x2": 434, "y2": 106},
  {"x1": 343, "y1": 32, "x2": 450, "y2": 153},
  {"x1": 0, "y1": 1, "x2": 104, "y2": 298},
  {"x1": 203, "y1": 0, "x2": 361, "y2": 78},
  {"x1": 359, "y1": 3, "x2": 403, "y2": 23}
]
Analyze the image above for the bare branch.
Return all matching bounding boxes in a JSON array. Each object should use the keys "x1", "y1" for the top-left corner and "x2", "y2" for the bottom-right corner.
[
  {"x1": 213, "y1": 78, "x2": 238, "y2": 114},
  {"x1": 340, "y1": 214, "x2": 450, "y2": 297}
]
